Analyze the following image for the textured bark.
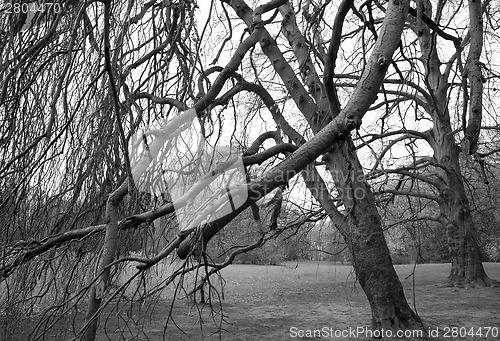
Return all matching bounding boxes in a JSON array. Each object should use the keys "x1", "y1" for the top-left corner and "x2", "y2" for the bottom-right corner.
[
  {"x1": 463, "y1": 0, "x2": 484, "y2": 155},
  {"x1": 218, "y1": 0, "x2": 422, "y2": 331},
  {"x1": 307, "y1": 0, "x2": 420, "y2": 328},
  {"x1": 414, "y1": 0, "x2": 497, "y2": 288},
  {"x1": 435, "y1": 130, "x2": 498, "y2": 287},
  {"x1": 300, "y1": 143, "x2": 422, "y2": 329},
  {"x1": 325, "y1": 141, "x2": 421, "y2": 329},
  {"x1": 224, "y1": 78, "x2": 421, "y2": 327}
]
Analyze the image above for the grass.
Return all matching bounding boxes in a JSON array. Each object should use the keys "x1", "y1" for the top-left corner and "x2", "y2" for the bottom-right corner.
[
  {"x1": 2, "y1": 261, "x2": 499, "y2": 340},
  {"x1": 94, "y1": 261, "x2": 500, "y2": 341}
]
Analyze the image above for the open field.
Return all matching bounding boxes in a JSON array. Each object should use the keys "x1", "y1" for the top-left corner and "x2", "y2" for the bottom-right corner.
[
  {"x1": 2, "y1": 262, "x2": 499, "y2": 340},
  {"x1": 94, "y1": 261, "x2": 500, "y2": 341}
]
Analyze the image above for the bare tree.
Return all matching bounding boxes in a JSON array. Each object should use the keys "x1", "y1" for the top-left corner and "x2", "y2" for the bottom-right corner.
[
  {"x1": 0, "y1": 0, "x2": 433, "y2": 339},
  {"x1": 173, "y1": 0, "x2": 421, "y2": 331},
  {"x1": 362, "y1": 0, "x2": 500, "y2": 287}
]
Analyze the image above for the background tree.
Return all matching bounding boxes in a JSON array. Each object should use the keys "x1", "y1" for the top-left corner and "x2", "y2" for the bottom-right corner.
[{"x1": 359, "y1": 0, "x2": 500, "y2": 286}]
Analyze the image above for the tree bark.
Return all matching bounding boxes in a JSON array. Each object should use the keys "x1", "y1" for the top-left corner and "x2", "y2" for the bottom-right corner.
[
  {"x1": 435, "y1": 131, "x2": 498, "y2": 287},
  {"x1": 218, "y1": 0, "x2": 422, "y2": 331},
  {"x1": 325, "y1": 141, "x2": 421, "y2": 329},
  {"x1": 414, "y1": 0, "x2": 498, "y2": 288}
]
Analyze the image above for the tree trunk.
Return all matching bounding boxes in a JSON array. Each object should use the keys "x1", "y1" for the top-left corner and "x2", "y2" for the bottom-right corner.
[
  {"x1": 213, "y1": 0, "x2": 420, "y2": 330},
  {"x1": 435, "y1": 133, "x2": 498, "y2": 287},
  {"x1": 82, "y1": 288, "x2": 101, "y2": 341},
  {"x1": 183, "y1": 0, "x2": 421, "y2": 331},
  {"x1": 445, "y1": 184, "x2": 497, "y2": 288},
  {"x1": 325, "y1": 141, "x2": 421, "y2": 329},
  {"x1": 448, "y1": 230, "x2": 496, "y2": 287},
  {"x1": 415, "y1": 0, "x2": 497, "y2": 289},
  {"x1": 82, "y1": 181, "x2": 127, "y2": 341}
]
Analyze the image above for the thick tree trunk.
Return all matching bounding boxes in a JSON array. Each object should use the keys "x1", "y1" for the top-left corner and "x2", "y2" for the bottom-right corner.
[
  {"x1": 448, "y1": 230, "x2": 496, "y2": 287},
  {"x1": 435, "y1": 133, "x2": 498, "y2": 287},
  {"x1": 182, "y1": 0, "x2": 421, "y2": 332},
  {"x1": 416, "y1": 0, "x2": 496, "y2": 289},
  {"x1": 325, "y1": 141, "x2": 421, "y2": 329},
  {"x1": 349, "y1": 216, "x2": 420, "y2": 330},
  {"x1": 445, "y1": 186, "x2": 498, "y2": 288},
  {"x1": 212, "y1": 0, "x2": 419, "y2": 331}
]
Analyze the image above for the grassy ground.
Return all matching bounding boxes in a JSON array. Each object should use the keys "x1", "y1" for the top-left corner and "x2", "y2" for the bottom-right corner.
[
  {"x1": 94, "y1": 261, "x2": 500, "y2": 341},
  {"x1": 2, "y1": 262, "x2": 499, "y2": 340}
]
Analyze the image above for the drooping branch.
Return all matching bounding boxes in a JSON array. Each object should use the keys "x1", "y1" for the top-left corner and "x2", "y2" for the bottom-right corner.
[
  {"x1": 333, "y1": 74, "x2": 433, "y2": 108},
  {"x1": 0, "y1": 9, "x2": 64, "y2": 103},
  {"x1": 126, "y1": 5, "x2": 180, "y2": 72},
  {"x1": 382, "y1": 215, "x2": 444, "y2": 230},
  {"x1": 47, "y1": 4, "x2": 85, "y2": 139},
  {"x1": 0, "y1": 141, "x2": 296, "y2": 279},
  {"x1": 252, "y1": 0, "x2": 289, "y2": 24}
]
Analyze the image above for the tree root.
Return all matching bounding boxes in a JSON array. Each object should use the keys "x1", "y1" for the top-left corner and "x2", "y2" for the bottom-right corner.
[
  {"x1": 445, "y1": 274, "x2": 500, "y2": 288},
  {"x1": 370, "y1": 305, "x2": 424, "y2": 340}
]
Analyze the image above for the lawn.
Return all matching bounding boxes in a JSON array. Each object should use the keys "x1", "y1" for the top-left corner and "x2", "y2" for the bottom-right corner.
[{"x1": 93, "y1": 261, "x2": 500, "y2": 341}]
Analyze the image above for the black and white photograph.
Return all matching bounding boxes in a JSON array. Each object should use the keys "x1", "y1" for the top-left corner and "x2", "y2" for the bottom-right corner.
[{"x1": 1, "y1": 0, "x2": 499, "y2": 340}]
